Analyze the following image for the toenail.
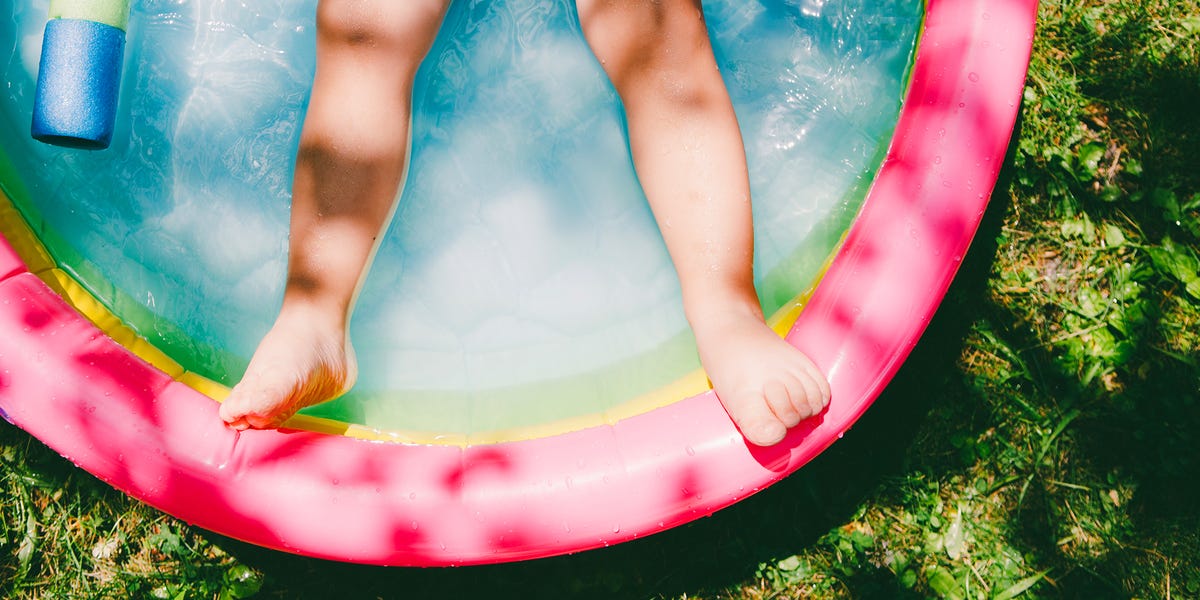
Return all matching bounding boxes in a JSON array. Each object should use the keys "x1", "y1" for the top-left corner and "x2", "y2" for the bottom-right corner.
[{"x1": 754, "y1": 422, "x2": 786, "y2": 446}]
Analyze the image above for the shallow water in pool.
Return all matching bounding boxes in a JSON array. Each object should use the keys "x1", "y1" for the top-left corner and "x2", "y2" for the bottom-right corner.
[{"x1": 0, "y1": 0, "x2": 920, "y2": 434}]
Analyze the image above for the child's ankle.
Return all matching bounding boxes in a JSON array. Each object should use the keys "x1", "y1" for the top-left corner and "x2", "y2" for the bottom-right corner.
[
  {"x1": 278, "y1": 295, "x2": 350, "y2": 333},
  {"x1": 683, "y1": 288, "x2": 764, "y2": 332}
]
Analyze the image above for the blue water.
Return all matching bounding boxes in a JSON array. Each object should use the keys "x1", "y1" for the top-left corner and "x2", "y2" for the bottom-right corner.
[{"x1": 0, "y1": 0, "x2": 921, "y2": 434}]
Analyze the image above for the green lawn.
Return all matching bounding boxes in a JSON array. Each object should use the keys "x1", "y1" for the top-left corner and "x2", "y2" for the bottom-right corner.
[{"x1": 3, "y1": 0, "x2": 1198, "y2": 597}]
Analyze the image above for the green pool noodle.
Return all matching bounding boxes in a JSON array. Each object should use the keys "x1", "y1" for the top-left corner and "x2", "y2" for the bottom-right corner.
[{"x1": 48, "y1": 0, "x2": 131, "y2": 31}]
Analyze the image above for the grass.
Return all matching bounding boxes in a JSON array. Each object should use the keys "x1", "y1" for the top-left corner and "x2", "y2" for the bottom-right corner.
[{"x1": 3, "y1": 0, "x2": 1199, "y2": 597}]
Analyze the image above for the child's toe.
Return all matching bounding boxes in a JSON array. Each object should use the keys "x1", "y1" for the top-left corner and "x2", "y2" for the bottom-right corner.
[
  {"x1": 743, "y1": 419, "x2": 788, "y2": 447},
  {"x1": 764, "y1": 381, "x2": 802, "y2": 428}
]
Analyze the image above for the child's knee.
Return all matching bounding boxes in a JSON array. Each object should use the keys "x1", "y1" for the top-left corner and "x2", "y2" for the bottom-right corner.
[
  {"x1": 316, "y1": 0, "x2": 447, "y2": 59},
  {"x1": 576, "y1": 0, "x2": 712, "y2": 90}
]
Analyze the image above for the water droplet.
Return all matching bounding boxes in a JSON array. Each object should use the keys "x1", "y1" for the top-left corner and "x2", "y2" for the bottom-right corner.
[
  {"x1": 933, "y1": 155, "x2": 942, "y2": 165},
  {"x1": 968, "y1": 72, "x2": 980, "y2": 83},
  {"x1": 612, "y1": 525, "x2": 621, "y2": 534}
]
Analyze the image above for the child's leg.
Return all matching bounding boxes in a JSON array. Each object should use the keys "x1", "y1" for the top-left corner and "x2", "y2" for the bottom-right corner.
[
  {"x1": 220, "y1": 0, "x2": 451, "y2": 430},
  {"x1": 576, "y1": 0, "x2": 830, "y2": 446}
]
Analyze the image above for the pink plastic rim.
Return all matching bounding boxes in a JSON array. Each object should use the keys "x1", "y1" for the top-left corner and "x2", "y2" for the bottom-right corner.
[{"x1": 0, "y1": 0, "x2": 1038, "y2": 566}]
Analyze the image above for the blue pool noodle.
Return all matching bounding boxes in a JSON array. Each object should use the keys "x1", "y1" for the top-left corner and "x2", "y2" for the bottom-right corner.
[{"x1": 31, "y1": 19, "x2": 126, "y2": 150}]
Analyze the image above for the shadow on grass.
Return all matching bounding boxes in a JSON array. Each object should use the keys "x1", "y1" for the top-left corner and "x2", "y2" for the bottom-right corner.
[
  {"x1": 1069, "y1": 0, "x2": 1200, "y2": 547},
  {"x1": 956, "y1": 8, "x2": 1200, "y2": 591}
]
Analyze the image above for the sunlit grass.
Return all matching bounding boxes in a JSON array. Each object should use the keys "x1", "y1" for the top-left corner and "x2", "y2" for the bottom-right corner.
[{"x1": 0, "y1": 432, "x2": 260, "y2": 599}]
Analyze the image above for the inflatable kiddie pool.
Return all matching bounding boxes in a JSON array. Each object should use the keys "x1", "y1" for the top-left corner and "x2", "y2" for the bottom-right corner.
[{"x1": 0, "y1": 0, "x2": 1037, "y2": 565}]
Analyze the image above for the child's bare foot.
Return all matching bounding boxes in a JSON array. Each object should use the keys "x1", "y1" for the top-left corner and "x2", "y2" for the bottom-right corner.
[
  {"x1": 219, "y1": 305, "x2": 357, "y2": 430},
  {"x1": 691, "y1": 302, "x2": 831, "y2": 447}
]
